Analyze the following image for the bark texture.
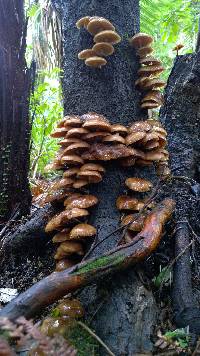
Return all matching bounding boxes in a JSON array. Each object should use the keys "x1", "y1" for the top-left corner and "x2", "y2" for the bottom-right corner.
[
  {"x1": 51, "y1": 1, "x2": 158, "y2": 354},
  {"x1": 160, "y1": 52, "x2": 200, "y2": 331},
  {"x1": 0, "y1": 0, "x2": 32, "y2": 221}
]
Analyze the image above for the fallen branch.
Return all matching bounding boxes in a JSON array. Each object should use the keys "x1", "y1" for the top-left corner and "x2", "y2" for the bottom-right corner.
[{"x1": 0, "y1": 198, "x2": 175, "y2": 321}]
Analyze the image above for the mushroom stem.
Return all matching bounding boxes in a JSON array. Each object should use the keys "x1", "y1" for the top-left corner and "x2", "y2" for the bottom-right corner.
[{"x1": 0, "y1": 199, "x2": 175, "y2": 321}]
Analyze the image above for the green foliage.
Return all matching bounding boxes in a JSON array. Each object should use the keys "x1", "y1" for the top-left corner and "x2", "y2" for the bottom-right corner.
[
  {"x1": 30, "y1": 68, "x2": 63, "y2": 177},
  {"x1": 67, "y1": 324, "x2": 99, "y2": 356},
  {"x1": 153, "y1": 265, "x2": 172, "y2": 287},
  {"x1": 164, "y1": 328, "x2": 190, "y2": 349}
]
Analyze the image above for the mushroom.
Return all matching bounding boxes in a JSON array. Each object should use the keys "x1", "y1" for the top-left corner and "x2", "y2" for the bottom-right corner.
[
  {"x1": 141, "y1": 101, "x2": 160, "y2": 109},
  {"x1": 142, "y1": 78, "x2": 166, "y2": 90},
  {"x1": 82, "y1": 143, "x2": 139, "y2": 161},
  {"x1": 57, "y1": 118, "x2": 66, "y2": 128},
  {"x1": 129, "y1": 121, "x2": 151, "y2": 133},
  {"x1": 141, "y1": 91, "x2": 163, "y2": 104},
  {"x1": 125, "y1": 177, "x2": 153, "y2": 192},
  {"x1": 56, "y1": 299, "x2": 84, "y2": 318},
  {"x1": 111, "y1": 124, "x2": 128, "y2": 136},
  {"x1": 144, "y1": 150, "x2": 168, "y2": 162},
  {"x1": 50, "y1": 178, "x2": 74, "y2": 191},
  {"x1": 78, "y1": 49, "x2": 97, "y2": 60},
  {"x1": 64, "y1": 194, "x2": 98, "y2": 209},
  {"x1": 69, "y1": 223, "x2": 97, "y2": 239},
  {"x1": 55, "y1": 259, "x2": 76, "y2": 272},
  {"x1": 45, "y1": 208, "x2": 89, "y2": 232},
  {"x1": 58, "y1": 138, "x2": 85, "y2": 147},
  {"x1": 62, "y1": 142, "x2": 90, "y2": 155},
  {"x1": 76, "y1": 16, "x2": 91, "y2": 29},
  {"x1": 136, "y1": 159, "x2": 153, "y2": 167},
  {"x1": 80, "y1": 163, "x2": 105, "y2": 172},
  {"x1": 50, "y1": 128, "x2": 68, "y2": 138},
  {"x1": 63, "y1": 115, "x2": 82, "y2": 127},
  {"x1": 82, "y1": 119, "x2": 111, "y2": 132},
  {"x1": 138, "y1": 65, "x2": 164, "y2": 77},
  {"x1": 66, "y1": 128, "x2": 89, "y2": 138},
  {"x1": 173, "y1": 43, "x2": 184, "y2": 55},
  {"x1": 44, "y1": 189, "x2": 72, "y2": 204},
  {"x1": 54, "y1": 241, "x2": 84, "y2": 259},
  {"x1": 137, "y1": 46, "x2": 154, "y2": 58},
  {"x1": 61, "y1": 155, "x2": 84, "y2": 166},
  {"x1": 77, "y1": 170, "x2": 102, "y2": 183},
  {"x1": 102, "y1": 133, "x2": 125, "y2": 144},
  {"x1": 125, "y1": 131, "x2": 146, "y2": 146},
  {"x1": 94, "y1": 30, "x2": 121, "y2": 44},
  {"x1": 85, "y1": 56, "x2": 107, "y2": 68},
  {"x1": 87, "y1": 17, "x2": 115, "y2": 35},
  {"x1": 52, "y1": 229, "x2": 71, "y2": 243},
  {"x1": 121, "y1": 213, "x2": 146, "y2": 231},
  {"x1": 130, "y1": 33, "x2": 153, "y2": 48},
  {"x1": 144, "y1": 141, "x2": 160, "y2": 150},
  {"x1": 63, "y1": 167, "x2": 80, "y2": 178},
  {"x1": 116, "y1": 196, "x2": 144, "y2": 211},
  {"x1": 73, "y1": 179, "x2": 89, "y2": 189},
  {"x1": 92, "y1": 42, "x2": 114, "y2": 56},
  {"x1": 139, "y1": 56, "x2": 162, "y2": 66},
  {"x1": 135, "y1": 77, "x2": 150, "y2": 89},
  {"x1": 83, "y1": 131, "x2": 109, "y2": 142}
]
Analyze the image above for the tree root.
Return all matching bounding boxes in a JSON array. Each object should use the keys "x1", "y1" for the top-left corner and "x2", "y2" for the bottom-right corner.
[{"x1": 0, "y1": 198, "x2": 175, "y2": 321}]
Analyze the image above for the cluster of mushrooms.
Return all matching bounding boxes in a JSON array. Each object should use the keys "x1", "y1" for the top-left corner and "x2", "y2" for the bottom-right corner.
[
  {"x1": 43, "y1": 113, "x2": 170, "y2": 272},
  {"x1": 76, "y1": 16, "x2": 121, "y2": 68},
  {"x1": 130, "y1": 33, "x2": 166, "y2": 110}
]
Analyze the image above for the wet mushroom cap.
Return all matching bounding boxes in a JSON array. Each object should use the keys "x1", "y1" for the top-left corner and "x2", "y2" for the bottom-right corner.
[
  {"x1": 141, "y1": 91, "x2": 163, "y2": 104},
  {"x1": 57, "y1": 118, "x2": 66, "y2": 128},
  {"x1": 59, "y1": 241, "x2": 84, "y2": 255},
  {"x1": 50, "y1": 178, "x2": 74, "y2": 190},
  {"x1": 63, "y1": 167, "x2": 80, "y2": 177},
  {"x1": 130, "y1": 33, "x2": 153, "y2": 48},
  {"x1": 61, "y1": 155, "x2": 84, "y2": 166},
  {"x1": 77, "y1": 170, "x2": 102, "y2": 183},
  {"x1": 66, "y1": 128, "x2": 89, "y2": 138},
  {"x1": 142, "y1": 78, "x2": 166, "y2": 90},
  {"x1": 87, "y1": 17, "x2": 115, "y2": 35},
  {"x1": 135, "y1": 77, "x2": 150, "y2": 89},
  {"x1": 76, "y1": 16, "x2": 91, "y2": 29},
  {"x1": 63, "y1": 115, "x2": 82, "y2": 127},
  {"x1": 82, "y1": 143, "x2": 140, "y2": 161},
  {"x1": 111, "y1": 124, "x2": 128, "y2": 136},
  {"x1": 94, "y1": 30, "x2": 121, "y2": 44},
  {"x1": 129, "y1": 121, "x2": 152, "y2": 133},
  {"x1": 125, "y1": 131, "x2": 146, "y2": 145},
  {"x1": 78, "y1": 49, "x2": 97, "y2": 60},
  {"x1": 125, "y1": 177, "x2": 153, "y2": 192},
  {"x1": 81, "y1": 112, "x2": 108, "y2": 122},
  {"x1": 57, "y1": 299, "x2": 84, "y2": 318},
  {"x1": 52, "y1": 229, "x2": 71, "y2": 243},
  {"x1": 92, "y1": 42, "x2": 114, "y2": 56},
  {"x1": 116, "y1": 196, "x2": 142, "y2": 210},
  {"x1": 82, "y1": 119, "x2": 111, "y2": 132},
  {"x1": 69, "y1": 223, "x2": 97, "y2": 239},
  {"x1": 141, "y1": 101, "x2": 160, "y2": 109},
  {"x1": 121, "y1": 213, "x2": 146, "y2": 231},
  {"x1": 139, "y1": 56, "x2": 162, "y2": 66},
  {"x1": 80, "y1": 163, "x2": 105, "y2": 172},
  {"x1": 73, "y1": 179, "x2": 89, "y2": 189},
  {"x1": 83, "y1": 131, "x2": 109, "y2": 142},
  {"x1": 64, "y1": 194, "x2": 98, "y2": 209},
  {"x1": 45, "y1": 208, "x2": 89, "y2": 232},
  {"x1": 138, "y1": 65, "x2": 164, "y2": 77},
  {"x1": 62, "y1": 142, "x2": 90, "y2": 155},
  {"x1": 51, "y1": 128, "x2": 68, "y2": 138},
  {"x1": 59, "y1": 138, "x2": 85, "y2": 147},
  {"x1": 102, "y1": 133, "x2": 125, "y2": 144},
  {"x1": 144, "y1": 150, "x2": 168, "y2": 161},
  {"x1": 85, "y1": 56, "x2": 107, "y2": 68}
]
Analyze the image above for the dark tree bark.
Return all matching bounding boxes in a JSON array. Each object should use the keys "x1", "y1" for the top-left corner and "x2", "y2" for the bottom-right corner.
[
  {"x1": 51, "y1": 1, "x2": 158, "y2": 354},
  {"x1": 160, "y1": 51, "x2": 200, "y2": 331},
  {"x1": 0, "y1": 0, "x2": 32, "y2": 221}
]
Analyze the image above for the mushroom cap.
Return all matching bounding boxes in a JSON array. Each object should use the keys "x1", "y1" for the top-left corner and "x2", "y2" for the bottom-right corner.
[
  {"x1": 55, "y1": 241, "x2": 84, "y2": 259},
  {"x1": 80, "y1": 163, "x2": 105, "y2": 172},
  {"x1": 82, "y1": 119, "x2": 111, "y2": 132},
  {"x1": 144, "y1": 149, "x2": 168, "y2": 161},
  {"x1": 121, "y1": 213, "x2": 146, "y2": 231},
  {"x1": 52, "y1": 229, "x2": 71, "y2": 243},
  {"x1": 116, "y1": 196, "x2": 143, "y2": 211},
  {"x1": 173, "y1": 44, "x2": 184, "y2": 51},
  {"x1": 85, "y1": 56, "x2": 107, "y2": 68},
  {"x1": 125, "y1": 131, "x2": 146, "y2": 146},
  {"x1": 64, "y1": 194, "x2": 98, "y2": 209},
  {"x1": 63, "y1": 167, "x2": 80, "y2": 178},
  {"x1": 50, "y1": 178, "x2": 74, "y2": 190},
  {"x1": 81, "y1": 112, "x2": 108, "y2": 122},
  {"x1": 76, "y1": 16, "x2": 91, "y2": 29},
  {"x1": 78, "y1": 49, "x2": 97, "y2": 60},
  {"x1": 62, "y1": 142, "x2": 90, "y2": 155},
  {"x1": 57, "y1": 299, "x2": 84, "y2": 318},
  {"x1": 73, "y1": 179, "x2": 89, "y2": 189},
  {"x1": 55, "y1": 259, "x2": 76, "y2": 272},
  {"x1": 63, "y1": 115, "x2": 82, "y2": 127},
  {"x1": 94, "y1": 30, "x2": 121, "y2": 44},
  {"x1": 61, "y1": 155, "x2": 84, "y2": 166},
  {"x1": 144, "y1": 140, "x2": 160, "y2": 150},
  {"x1": 137, "y1": 46, "x2": 154, "y2": 57},
  {"x1": 142, "y1": 78, "x2": 166, "y2": 90},
  {"x1": 129, "y1": 121, "x2": 152, "y2": 133},
  {"x1": 66, "y1": 128, "x2": 89, "y2": 138},
  {"x1": 82, "y1": 143, "x2": 139, "y2": 161},
  {"x1": 141, "y1": 91, "x2": 163, "y2": 104},
  {"x1": 87, "y1": 17, "x2": 115, "y2": 35},
  {"x1": 141, "y1": 132, "x2": 159, "y2": 144},
  {"x1": 130, "y1": 33, "x2": 153, "y2": 48},
  {"x1": 138, "y1": 65, "x2": 164, "y2": 77},
  {"x1": 44, "y1": 189, "x2": 72, "y2": 204},
  {"x1": 139, "y1": 56, "x2": 162, "y2": 66},
  {"x1": 59, "y1": 138, "x2": 85, "y2": 147},
  {"x1": 92, "y1": 42, "x2": 114, "y2": 56},
  {"x1": 102, "y1": 133, "x2": 125, "y2": 144},
  {"x1": 141, "y1": 101, "x2": 160, "y2": 109},
  {"x1": 77, "y1": 170, "x2": 102, "y2": 183},
  {"x1": 45, "y1": 208, "x2": 89, "y2": 232},
  {"x1": 136, "y1": 158, "x2": 153, "y2": 166},
  {"x1": 69, "y1": 223, "x2": 97, "y2": 239},
  {"x1": 51, "y1": 128, "x2": 68, "y2": 138},
  {"x1": 135, "y1": 76, "x2": 150, "y2": 89},
  {"x1": 83, "y1": 131, "x2": 109, "y2": 142},
  {"x1": 111, "y1": 124, "x2": 128, "y2": 136},
  {"x1": 125, "y1": 177, "x2": 153, "y2": 192}
]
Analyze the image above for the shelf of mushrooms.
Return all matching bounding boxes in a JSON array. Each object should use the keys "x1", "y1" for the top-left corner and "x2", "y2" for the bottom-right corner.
[
  {"x1": 42, "y1": 113, "x2": 170, "y2": 272},
  {"x1": 130, "y1": 33, "x2": 166, "y2": 111},
  {"x1": 76, "y1": 16, "x2": 121, "y2": 68}
]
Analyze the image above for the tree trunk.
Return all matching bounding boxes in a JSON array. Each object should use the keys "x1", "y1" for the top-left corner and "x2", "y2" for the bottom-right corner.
[
  {"x1": 0, "y1": 0, "x2": 32, "y2": 221},
  {"x1": 160, "y1": 51, "x2": 200, "y2": 331},
  {"x1": 50, "y1": 1, "x2": 158, "y2": 354}
]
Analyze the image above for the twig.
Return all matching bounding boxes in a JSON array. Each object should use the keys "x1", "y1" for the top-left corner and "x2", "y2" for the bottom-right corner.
[{"x1": 77, "y1": 321, "x2": 115, "y2": 356}]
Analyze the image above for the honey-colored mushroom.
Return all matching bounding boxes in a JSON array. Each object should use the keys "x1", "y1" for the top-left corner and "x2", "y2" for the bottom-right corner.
[
  {"x1": 66, "y1": 127, "x2": 89, "y2": 138},
  {"x1": 125, "y1": 131, "x2": 146, "y2": 145},
  {"x1": 62, "y1": 142, "x2": 90, "y2": 155},
  {"x1": 64, "y1": 194, "x2": 98, "y2": 209},
  {"x1": 92, "y1": 42, "x2": 114, "y2": 56},
  {"x1": 94, "y1": 30, "x2": 121, "y2": 44},
  {"x1": 121, "y1": 213, "x2": 146, "y2": 231},
  {"x1": 69, "y1": 223, "x2": 97, "y2": 239},
  {"x1": 59, "y1": 138, "x2": 85, "y2": 147},
  {"x1": 77, "y1": 170, "x2": 102, "y2": 183},
  {"x1": 45, "y1": 208, "x2": 89, "y2": 232},
  {"x1": 80, "y1": 163, "x2": 105, "y2": 172},
  {"x1": 137, "y1": 46, "x2": 154, "y2": 57},
  {"x1": 103, "y1": 133, "x2": 125, "y2": 144},
  {"x1": 82, "y1": 119, "x2": 111, "y2": 132},
  {"x1": 85, "y1": 56, "x2": 107, "y2": 68},
  {"x1": 141, "y1": 91, "x2": 163, "y2": 104},
  {"x1": 73, "y1": 179, "x2": 89, "y2": 189},
  {"x1": 63, "y1": 167, "x2": 80, "y2": 177},
  {"x1": 63, "y1": 115, "x2": 82, "y2": 127},
  {"x1": 50, "y1": 128, "x2": 68, "y2": 138},
  {"x1": 54, "y1": 241, "x2": 84, "y2": 259},
  {"x1": 130, "y1": 33, "x2": 153, "y2": 48},
  {"x1": 82, "y1": 143, "x2": 139, "y2": 161},
  {"x1": 139, "y1": 56, "x2": 162, "y2": 66},
  {"x1": 116, "y1": 196, "x2": 144, "y2": 211},
  {"x1": 61, "y1": 155, "x2": 84, "y2": 166},
  {"x1": 142, "y1": 78, "x2": 166, "y2": 90},
  {"x1": 50, "y1": 178, "x2": 74, "y2": 191},
  {"x1": 141, "y1": 101, "x2": 160, "y2": 109},
  {"x1": 83, "y1": 131, "x2": 109, "y2": 142},
  {"x1": 57, "y1": 299, "x2": 84, "y2": 318},
  {"x1": 129, "y1": 121, "x2": 151, "y2": 133},
  {"x1": 87, "y1": 17, "x2": 115, "y2": 35},
  {"x1": 52, "y1": 229, "x2": 71, "y2": 243},
  {"x1": 125, "y1": 177, "x2": 153, "y2": 192},
  {"x1": 78, "y1": 49, "x2": 97, "y2": 60},
  {"x1": 138, "y1": 65, "x2": 164, "y2": 77},
  {"x1": 76, "y1": 16, "x2": 91, "y2": 29},
  {"x1": 81, "y1": 112, "x2": 108, "y2": 122},
  {"x1": 111, "y1": 124, "x2": 128, "y2": 136}
]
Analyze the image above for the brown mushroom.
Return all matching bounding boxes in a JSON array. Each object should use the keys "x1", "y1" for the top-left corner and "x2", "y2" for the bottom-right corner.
[
  {"x1": 55, "y1": 259, "x2": 76, "y2": 272},
  {"x1": 52, "y1": 229, "x2": 71, "y2": 243},
  {"x1": 141, "y1": 91, "x2": 163, "y2": 104},
  {"x1": 87, "y1": 17, "x2": 115, "y2": 35},
  {"x1": 111, "y1": 124, "x2": 128, "y2": 136},
  {"x1": 102, "y1": 133, "x2": 125, "y2": 144},
  {"x1": 57, "y1": 118, "x2": 66, "y2": 128},
  {"x1": 57, "y1": 299, "x2": 84, "y2": 318},
  {"x1": 144, "y1": 140, "x2": 160, "y2": 150},
  {"x1": 58, "y1": 138, "x2": 85, "y2": 147},
  {"x1": 141, "y1": 101, "x2": 160, "y2": 109},
  {"x1": 50, "y1": 128, "x2": 68, "y2": 138},
  {"x1": 135, "y1": 159, "x2": 153, "y2": 167},
  {"x1": 125, "y1": 131, "x2": 146, "y2": 146},
  {"x1": 139, "y1": 56, "x2": 162, "y2": 66},
  {"x1": 69, "y1": 223, "x2": 97, "y2": 239},
  {"x1": 144, "y1": 150, "x2": 168, "y2": 161},
  {"x1": 63, "y1": 167, "x2": 80, "y2": 178},
  {"x1": 61, "y1": 155, "x2": 84, "y2": 166},
  {"x1": 73, "y1": 179, "x2": 89, "y2": 189},
  {"x1": 135, "y1": 76, "x2": 150, "y2": 89},
  {"x1": 116, "y1": 196, "x2": 144, "y2": 211},
  {"x1": 82, "y1": 119, "x2": 111, "y2": 132},
  {"x1": 63, "y1": 115, "x2": 82, "y2": 127},
  {"x1": 45, "y1": 208, "x2": 89, "y2": 232},
  {"x1": 50, "y1": 178, "x2": 74, "y2": 191},
  {"x1": 138, "y1": 65, "x2": 164, "y2": 77},
  {"x1": 54, "y1": 241, "x2": 84, "y2": 259},
  {"x1": 62, "y1": 142, "x2": 90, "y2": 155},
  {"x1": 129, "y1": 121, "x2": 152, "y2": 133},
  {"x1": 64, "y1": 194, "x2": 98, "y2": 209},
  {"x1": 83, "y1": 131, "x2": 109, "y2": 142},
  {"x1": 66, "y1": 128, "x2": 89, "y2": 138},
  {"x1": 82, "y1": 143, "x2": 139, "y2": 161},
  {"x1": 142, "y1": 78, "x2": 166, "y2": 90},
  {"x1": 137, "y1": 46, "x2": 154, "y2": 57},
  {"x1": 92, "y1": 42, "x2": 114, "y2": 56},
  {"x1": 76, "y1": 16, "x2": 91, "y2": 29},
  {"x1": 94, "y1": 30, "x2": 121, "y2": 44},
  {"x1": 121, "y1": 213, "x2": 146, "y2": 231},
  {"x1": 78, "y1": 49, "x2": 97, "y2": 60},
  {"x1": 130, "y1": 33, "x2": 153, "y2": 48},
  {"x1": 80, "y1": 163, "x2": 105, "y2": 172},
  {"x1": 125, "y1": 177, "x2": 153, "y2": 192},
  {"x1": 81, "y1": 112, "x2": 108, "y2": 122},
  {"x1": 141, "y1": 132, "x2": 159, "y2": 144},
  {"x1": 85, "y1": 56, "x2": 107, "y2": 68},
  {"x1": 77, "y1": 170, "x2": 102, "y2": 183},
  {"x1": 44, "y1": 189, "x2": 72, "y2": 204}
]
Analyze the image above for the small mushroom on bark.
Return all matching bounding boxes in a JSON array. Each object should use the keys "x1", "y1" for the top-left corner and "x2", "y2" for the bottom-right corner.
[
  {"x1": 125, "y1": 177, "x2": 153, "y2": 192},
  {"x1": 111, "y1": 124, "x2": 128, "y2": 136},
  {"x1": 45, "y1": 208, "x2": 89, "y2": 232},
  {"x1": 73, "y1": 179, "x2": 89, "y2": 189},
  {"x1": 52, "y1": 229, "x2": 71, "y2": 243},
  {"x1": 137, "y1": 45, "x2": 154, "y2": 57},
  {"x1": 121, "y1": 213, "x2": 146, "y2": 231},
  {"x1": 125, "y1": 131, "x2": 146, "y2": 146},
  {"x1": 64, "y1": 194, "x2": 98, "y2": 209},
  {"x1": 50, "y1": 178, "x2": 74, "y2": 191},
  {"x1": 102, "y1": 133, "x2": 125, "y2": 144},
  {"x1": 130, "y1": 33, "x2": 153, "y2": 48},
  {"x1": 85, "y1": 56, "x2": 107, "y2": 68},
  {"x1": 80, "y1": 163, "x2": 105, "y2": 172},
  {"x1": 116, "y1": 196, "x2": 144, "y2": 211},
  {"x1": 76, "y1": 16, "x2": 91, "y2": 29},
  {"x1": 138, "y1": 65, "x2": 164, "y2": 77},
  {"x1": 77, "y1": 170, "x2": 102, "y2": 183},
  {"x1": 83, "y1": 131, "x2": 109, "y2": 142},
  {"x1": 63, "y1": 115, "x2": 82, "y2": 128},
  {"x1": 66, "y1": 127, "x2": 89, "y2": 138},
  {"x1": 142, "y1": 78, "x2": 166, "y2": 90},
  {"x1": 92, "y1": 42, "x2": 114, "y2": 56},
  {"x1": 58, "y1": 138, "x2": 85, "y2": 147},
  {"x1": 50, "y1": 128, "x2": 68, "y2": 138},
  {"x1": 82, "y1": 118, "x2": 111, "y2": 132},
  {"x1": 69, "y1": 223, "x2": 97, "y2": 239},
  {"x1": 94, "y1": 30, "x2": 121, "y2": 44},
  {"x1": 54, "y1": 241, "x2": 84, "y2": 259},
  {"x1": 87, "y1": 17, "x2": 115, "y2": 35},
  {"x1": 57, "y1": 299, "x2": 84, "y2": 318},
  {"x1": 61, "y1": 155, "x2": 84, "y2": 166},
  {"x1": 63, "y1": 167, "x2": 80, "y2": 178},
  {"x1": 82, "y1": 143, "x2": 139, "y2": 161},
  {"x1": 62, "y1": 142, "x2": 90, "y2": 155},
  {"x1": 78, "y1": 49, "x2": 97, "y2": 60},
  {"x1": 139, "y1": 56, "x2": 162, "y2": 66}
]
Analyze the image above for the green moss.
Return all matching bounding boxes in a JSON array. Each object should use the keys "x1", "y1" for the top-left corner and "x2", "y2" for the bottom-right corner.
[
  {"x1": 67, "y1": 324, "x2": 99, "y2": 356},
  {"x1": 74, "y1": 254, "x2": 124, "y2": 275}
]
